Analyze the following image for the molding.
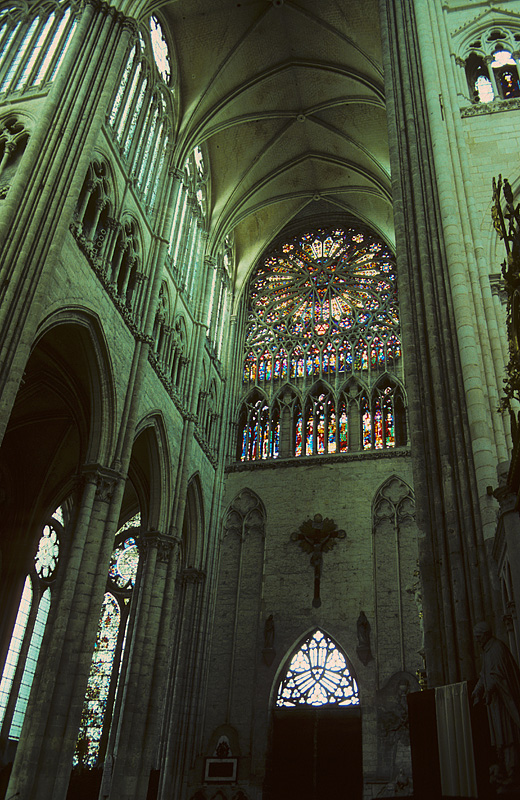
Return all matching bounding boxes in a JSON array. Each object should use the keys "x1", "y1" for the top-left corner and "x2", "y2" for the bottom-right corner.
[
  {"x1": 461, "y1": 97, "x2": 520, "y2": 117},
  {"x1": 225, "y1": 447, "x2": 412, "y2": 473}
]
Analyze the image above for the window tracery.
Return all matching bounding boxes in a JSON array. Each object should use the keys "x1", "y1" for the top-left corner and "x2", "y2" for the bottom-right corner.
[
  {"x1": 107, "y1": 18, "x2": 173, "y2": 215},
  {"x1": 0, "y1": 507, "x2": 63, "y2": 742},
  {"x1": 0, "y1": 2, "x2": 77, "y2": 98},
  {"x1": 276, "y1": 629, "x2": 360, "y2": 707},
  {"x1": 74, "y1": 515, "x2": 141, "y2": 769},
  {"x1": 167, "y1": 147, "x2": 209, "y2": 302},
  {"x1": 462, "y1": 28, "x2": 520, "y2": 103},
  {"x1": 238, "y1": 226, "x2": 405, "y2": 460}
]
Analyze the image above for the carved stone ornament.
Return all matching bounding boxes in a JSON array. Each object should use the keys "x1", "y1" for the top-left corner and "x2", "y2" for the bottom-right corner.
[
  {"x1": 83, "y1": 464, "x2": 122, "y2": 503},
  {"x1": 179, "y1": 567, "x2": 206, "y2": 586},
  {"x1": 291, "y1": 514, "x2": 346, "y2": 607},
  {"x1": 139, "y1": 531, "x2": 177, "y2": 563}
]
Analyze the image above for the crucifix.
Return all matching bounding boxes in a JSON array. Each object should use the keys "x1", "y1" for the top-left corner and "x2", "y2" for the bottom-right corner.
[{"x1": 291, "y1": 513, "x2": 346, "y2": 607}]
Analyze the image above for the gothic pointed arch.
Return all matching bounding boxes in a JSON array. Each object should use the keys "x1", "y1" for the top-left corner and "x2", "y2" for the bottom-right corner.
[
  {"x1": 183, "y1": 474, "x2": 205, "y2": 567},
  {"x1": 128, "y1": 412, "x2": 171, "y2": 532},
  {"x1": 372, "y1": 477, "x2": 421, "y2": 682}
]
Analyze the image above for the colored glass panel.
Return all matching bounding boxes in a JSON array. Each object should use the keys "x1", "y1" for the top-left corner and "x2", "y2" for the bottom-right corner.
[
  {"x1": 243, "y1": 226, "x2": 399, "y2": 386},
  {"x1": 374, "y1": 400, "x2": 383, "y2": 449},
  {"x1": 305, "y1": 407, "x2": 314, "y2": 455},
  {"x1": 339, "y1": 405, "x2": 348, "y2": 452},
  {"x1": 295, "y1": 409, "x2": 303, "y2": 457},
  {"x1": 108, "y1": 537, "x2": 139, "y2": 590},
  {"x1": 75, "y1": 593, "x2": 120, "y2": 768},
  {"x1": 384, "y1": 396, "x2": 395, "y2": 448},
  {"x1": 276, "y1": 630, "x2": 360, "y2": 707},
  {"x1": 362, "y1": 397, "x2": 371, "y2": 450}
]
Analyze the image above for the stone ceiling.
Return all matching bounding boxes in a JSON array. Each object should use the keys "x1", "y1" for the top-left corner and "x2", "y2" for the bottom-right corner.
[{"x1": 117, "y1": 0, "x2": 393, "y2": 296}]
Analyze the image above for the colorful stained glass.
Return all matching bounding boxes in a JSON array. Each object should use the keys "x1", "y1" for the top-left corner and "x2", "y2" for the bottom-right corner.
[
  {"x1": 305, "y1": 407, "x2": 314, "y2": 455},
  {"x1": 384, "y1": 395, "x2": 395, "y2": 448},
  {"x1": 339, "y1": 405, "x2": 348, "y2": 452},
  {"x1": 316, "y1": 395, "x2": 326, "y2": 454},
  {"x1": 108, "y1": 536, "x2": 139, "y2": 590},
  {"x1": 270, "y1": 408, "x2": 280, "y2": 458},
  {"x1": 295, "y1": 408, "x2": 303, "y2": 457},
  {"x1": 328, "y1": 401, "x2": 337, "y2": 454},
  {"x1": 243, "y1": 226, "x2": 399, "y2": 387},
  {"x1": 276, "y1": 630, "x2": 360, "y2": 707},
  {"x1": 362, "y1": 396, "x2": 371, "y2": 450},
  {"x1": 75, "y1": 593, "x2": 120, "y2": 768},
  {"x1": 374, "y1": 400, "x2": 383, "y2": 449}
]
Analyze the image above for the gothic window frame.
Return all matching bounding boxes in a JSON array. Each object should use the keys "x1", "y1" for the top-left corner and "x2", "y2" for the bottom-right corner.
[
  {"x1": 0, "y1": 507, "x2": 64, "y2": 744},
  {"x1": 0, "y1": 2, "x2": 78, "y2": 99},
  {"x1": 459, "y1": 26, "x2": 520, "y2": 104},
  {"x1": 106, "y1": 19, "x2": 174, "y2": 215}
]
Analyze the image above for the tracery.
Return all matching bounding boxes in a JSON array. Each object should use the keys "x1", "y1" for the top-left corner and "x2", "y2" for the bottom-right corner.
[
  {"x1": 0, "y1": 508, "x2": 63, "y2": 742},
  {"x1": 74, "y1": 515, "x2": 141, "y2": 769},
  {"x1": 276, "y1": 629, "x2": 360, "y2": 707},
  {"x1": 238, "y1": 226, "x2": 405, "y2": 460},
  {"x1": 0, "y1": 2, "x2": 77, "y2": 98}
]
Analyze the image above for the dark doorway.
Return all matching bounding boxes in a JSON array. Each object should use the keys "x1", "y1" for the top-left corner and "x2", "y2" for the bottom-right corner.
[{"x1": 266, "y1": 706, "x2": 362, "y2": 800}]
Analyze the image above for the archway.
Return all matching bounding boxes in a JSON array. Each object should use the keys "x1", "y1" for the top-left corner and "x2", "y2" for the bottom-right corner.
[{"x1": 266, "y1": 629, "x2": 362, "y2": 800}]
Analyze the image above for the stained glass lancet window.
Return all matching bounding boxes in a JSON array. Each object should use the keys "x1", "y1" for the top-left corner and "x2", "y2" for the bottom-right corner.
[
  {"x1": 276, "y1": 630, "x2": 360, "y2": 707},
  {"x1": 74, "y1": 515, "x2": 140, "y2": 769}
]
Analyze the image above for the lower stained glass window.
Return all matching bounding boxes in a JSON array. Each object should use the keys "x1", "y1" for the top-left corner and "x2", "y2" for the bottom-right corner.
[
  {"x1": 276, "y1": 630, "x2": 360, "y2": 707},
  {"x1": 74, "y1": 517, "x2": 140, "y2": 768}
]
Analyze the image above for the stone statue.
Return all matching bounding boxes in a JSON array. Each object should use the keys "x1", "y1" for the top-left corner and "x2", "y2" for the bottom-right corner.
[
  {"x1": 264, "y1": 614, "x2": 274, "y2": 649},
  {"x1": 262, "y1": 614, "x2": 275, "y2": 666},
  {"x1": 472, "y1": 622, "x2": 520, "y2": 792},
  {"x1": 356, "y1": 610, "x2": 373, "y2": 665}
]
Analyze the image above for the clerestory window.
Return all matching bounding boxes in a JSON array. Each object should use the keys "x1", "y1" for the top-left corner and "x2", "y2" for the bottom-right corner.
[{"x1": 0, "y1": 2, "x2": 77, "y2": 98}]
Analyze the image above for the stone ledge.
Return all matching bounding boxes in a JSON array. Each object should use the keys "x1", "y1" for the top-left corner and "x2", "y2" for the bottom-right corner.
[{"x1": 225, "y1": 447, "x2": 411, "y2": 472}]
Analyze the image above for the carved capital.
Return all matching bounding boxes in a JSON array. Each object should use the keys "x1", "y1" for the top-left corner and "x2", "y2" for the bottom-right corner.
[
  {"x1": 82, "y1": 463, "x2": 123, "y2": 503},
  {"x1": 179, "y1": 567, "x2": 206, "y2": 586},
  {"x1": 139, "y1": 530, "x2": 178, "y2": 563}
]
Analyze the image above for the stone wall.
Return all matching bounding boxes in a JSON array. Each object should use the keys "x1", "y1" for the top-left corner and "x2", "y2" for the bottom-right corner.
[{"x1": 191, "y1": 451, "x2": 422, "y2": 800}]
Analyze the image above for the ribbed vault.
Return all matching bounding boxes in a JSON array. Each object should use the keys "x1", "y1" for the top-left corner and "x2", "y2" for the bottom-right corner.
[{"x1": 111, "y1": 0, "x2": 392, "y2": 295}]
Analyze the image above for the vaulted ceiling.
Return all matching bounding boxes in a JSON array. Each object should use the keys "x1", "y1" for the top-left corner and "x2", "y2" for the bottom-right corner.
[{"x1": 118, "y1": 0, "x2": 392, "y2": 296}]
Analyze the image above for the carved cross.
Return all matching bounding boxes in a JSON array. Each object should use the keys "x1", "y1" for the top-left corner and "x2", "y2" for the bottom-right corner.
[{"x1": 291, "y1": 514, "x2": 346, "y2": 607}]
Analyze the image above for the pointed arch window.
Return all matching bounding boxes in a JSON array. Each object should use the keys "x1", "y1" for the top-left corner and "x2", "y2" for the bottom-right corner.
[
  {"x1": 0, "y1": 508, "x2": 63, "y2": 741},
  {"x1": 74, "y1": 515, "x2": 141, "y2": 769},
  {"x1": 239, "y1": 394, "x2": 279, "y2": 462},
  {"x1": 276, "y1": 630, "x2": 360, "y2": 707}
]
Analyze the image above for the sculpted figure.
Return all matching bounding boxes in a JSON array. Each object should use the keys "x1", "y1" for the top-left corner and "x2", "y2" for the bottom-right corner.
[{"x1": 472, "y1": 622, "x2": 520, "y2": 792}]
